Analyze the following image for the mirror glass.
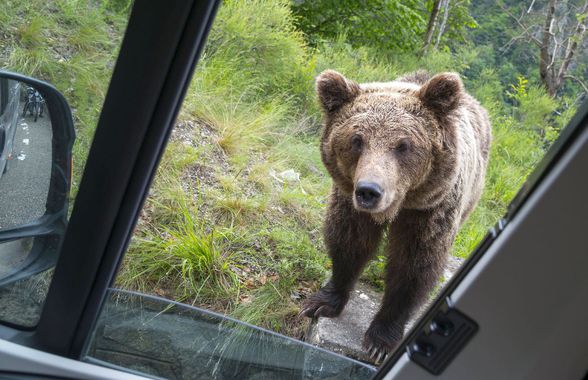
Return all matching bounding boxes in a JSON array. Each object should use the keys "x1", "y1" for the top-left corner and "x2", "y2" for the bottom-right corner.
[
  {"x1": 0, "y1": 79, "x2": 52, "y2": 230},
  {"x1": 0, "y1": 237, "x2": 34, "y2": 279},
  {"x1": 0, "y1": 237, "x2": 51, "y2": 327},
  {"x1": 0, "y1": 234, "x2": 62, "y2": 327}
]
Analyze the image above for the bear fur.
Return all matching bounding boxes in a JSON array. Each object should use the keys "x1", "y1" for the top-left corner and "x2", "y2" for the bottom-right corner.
[{"x1": 301, "y1": 70, "x2": 491, "y2": 359}]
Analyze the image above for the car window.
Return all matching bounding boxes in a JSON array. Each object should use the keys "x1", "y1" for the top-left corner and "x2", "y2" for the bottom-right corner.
[
  {"x1": 0, "y1": 1, "x2": 132, "y2": 328},
  {"x1": 85, "y1": 289, "x2": 373, "y2": 379},
  {"x1": 79, "y1": 0, "x2": 588, "y2": 378}
]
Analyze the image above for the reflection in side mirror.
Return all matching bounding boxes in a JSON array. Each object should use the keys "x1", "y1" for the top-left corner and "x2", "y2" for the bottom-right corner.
[
  {"x1": 0, "y1": 233, "x2": 64, "y2": 327},
  {"x1": 0, "y1": 71, "x2": 75, "y2": 289},
  {"x1": 0, "y1": 80, "x2": 52, "y2": 229},
  {"x1": 0, "y1": 237, "x2": 34, "y2": 278}
]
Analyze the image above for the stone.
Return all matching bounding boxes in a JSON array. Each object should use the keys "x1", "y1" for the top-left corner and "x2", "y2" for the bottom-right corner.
[
  {"x1": 306, "y1": 255, "x2": 465, "y2": 364},
  {"x1": 307, "y1": 282, "x2": 381, "y2": 363}
]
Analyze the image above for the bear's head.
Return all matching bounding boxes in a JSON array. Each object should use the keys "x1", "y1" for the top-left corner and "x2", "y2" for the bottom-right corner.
[{"x1": 316, "y1": 70, "x2": 463, "y2": 222}]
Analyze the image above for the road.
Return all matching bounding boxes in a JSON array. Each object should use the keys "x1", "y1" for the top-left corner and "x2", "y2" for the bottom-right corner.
[
  {"x1": 0, "y1": 106, "x2": 53, "y2": 326},
  {"x1": 0, "y1": 108, "x2": 52, "y2": 230}
]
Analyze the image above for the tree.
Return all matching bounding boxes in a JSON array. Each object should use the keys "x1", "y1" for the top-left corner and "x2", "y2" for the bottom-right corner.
[
  {"x1": 423, "y1": 0, "x2": 443, "y2": 50},
  {"x1": 504, "y1": 0, "x2": 588, "y2": 96},
  {"x1": 422, "y1": 0, "x2": 477, "y2": 52},
  {"x1": 434, "y1": 0, "x2": 452, "y2": 49}
]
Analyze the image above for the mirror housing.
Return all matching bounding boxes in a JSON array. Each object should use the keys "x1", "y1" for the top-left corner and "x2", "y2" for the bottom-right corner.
[{"x1": 0, "y1": 71, "x2": 75, "y2": 286}]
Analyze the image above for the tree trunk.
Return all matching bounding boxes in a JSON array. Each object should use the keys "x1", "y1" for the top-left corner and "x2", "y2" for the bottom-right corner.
[
  {"x1": 540, "y1": 0, "x2": 557, "y2": 96},
  {"x1": 555, "y1": 1, "x2": 588, "y2": 94},
  {"x1": 434, "y1": 0, "x2": 451, "y2": 50},
  {"x1": 539, "y1": 0, "x2": 588, "y2": 96},
  {"x1": 423, "y1": 0, "x2": 442, "y2": 51}
]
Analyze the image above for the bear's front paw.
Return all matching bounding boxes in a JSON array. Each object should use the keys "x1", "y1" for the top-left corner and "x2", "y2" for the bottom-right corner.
[
  {"x1": 363, "y1": 319, "x2": 404, "y2": 364},
  {"x1": 299, "y1": 286, "x2": 349, "y2": 318}
]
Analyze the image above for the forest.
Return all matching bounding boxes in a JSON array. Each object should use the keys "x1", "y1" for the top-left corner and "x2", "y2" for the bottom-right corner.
[{"x1": 1, "y1": 0, "x2": 587, "y2": 340}]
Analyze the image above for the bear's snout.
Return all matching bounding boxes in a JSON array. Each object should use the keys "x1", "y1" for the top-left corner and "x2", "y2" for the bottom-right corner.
[{"x1": 355, "y1": 181, "x2": 383, "y2": 209}]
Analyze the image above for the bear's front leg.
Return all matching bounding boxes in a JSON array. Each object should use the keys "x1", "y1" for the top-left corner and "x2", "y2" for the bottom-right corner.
[
  {"x1": 301, "y1": 188, "x2": 384, "y2": 318},
  {"x1": 364, "y1": 207, "x2": 458, "y2": 362}
]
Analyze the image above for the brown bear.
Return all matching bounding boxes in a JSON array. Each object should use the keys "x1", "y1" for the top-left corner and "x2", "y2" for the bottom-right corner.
[{"x1": 300, "y1": 70, "x2": 491, "y2": 361}]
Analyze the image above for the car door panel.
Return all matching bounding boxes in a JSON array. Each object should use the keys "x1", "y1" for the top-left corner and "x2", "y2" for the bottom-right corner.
[{"x1": 0, "y1": 340, "x2": 147, "y2": 380}]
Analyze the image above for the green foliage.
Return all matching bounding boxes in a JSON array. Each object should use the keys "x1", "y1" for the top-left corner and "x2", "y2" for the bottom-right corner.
[
  {"x1": 363, "y1": 254, "x2": 387, "y2": 291},
  {"x1": 16, "y1": 16, "x2": 47, "y2": 48},
  {"x1": 547, "y1": 96, "x2": 578, "y2": 144},
  {"x1": 100, "y1": 0, "x2": 133, "y2": 14},
  {"x1": 194, "y1": 0, "x2": 313, "y2": 104},
  {"x1": 472, "y1": 0, "x2": 588, "y2": 98},
  {"x1": 506, "y1": 76, "x2": 529, "y2": 101},
  {"x1": 517, "y1": 85, "x2": 557, "y2": 132},
  {"x1": 401, "y1": 44, "x2": 477, "y2": 74},
  {"x1": 432, "y1": 0, "x2": 478, "y2": 48},
  {"x1": 180, "y1": 0, "x2": 319, "y2": 163},
  {"x1": 292, "y1": 0, "x2": 427, "y2": 52},
  {"x1": 313, "y1": 36, "x2": 398, "y2": 82}
]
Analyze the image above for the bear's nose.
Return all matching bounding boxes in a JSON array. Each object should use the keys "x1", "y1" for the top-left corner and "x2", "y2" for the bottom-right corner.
[{"x1": 355, "y1": 181, "x2": 383, "y2": 209}]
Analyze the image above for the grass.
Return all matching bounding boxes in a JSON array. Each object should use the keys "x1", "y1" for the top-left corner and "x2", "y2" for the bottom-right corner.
[
  {"x1": 0, "y1": 0, "x2": 128, "y2": 197},
  {"x1": 121, "y1": 205, "x2": 241, "y2": 306},
  {"x1": 2, "y1": 0, "x2": 579, "y2": 339}
]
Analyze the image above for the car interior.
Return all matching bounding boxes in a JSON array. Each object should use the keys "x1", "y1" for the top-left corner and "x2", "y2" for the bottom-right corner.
[{"x1": 0, "y1": 1, "x2": 586, "y2": 379}]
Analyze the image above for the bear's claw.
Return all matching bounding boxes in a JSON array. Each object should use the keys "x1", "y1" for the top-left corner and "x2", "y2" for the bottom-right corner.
[
  {"x1": 298, "y1": 306, "x2": 322, "y2": 318},
  {"x1": 298, "y1": 307, "x2": 311, "y2": 318},
  {"x1": 363, "y1": 319, "x2": 404, "y2": 364},
  {"x1": 299, "y1": 286, "x2": 348, "y2": 319},
  {"x1": 299, "y1": 302, "x2": 340, "y2": 318},
  {"x1": 366, "y1": 343, "x2": 390, "y2": 365},
  {"x1": 314, "y1": 305, "x2": 330, "y2": 317}
]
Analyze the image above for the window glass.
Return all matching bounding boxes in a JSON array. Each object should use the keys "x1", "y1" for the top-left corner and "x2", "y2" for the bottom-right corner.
[
  {"x1": 0, "y1": 1, "x2": 132, "y2": 327},
  {"x1": 85, "y1": 289, "x2": 374, "y2": 379},
  {"x1": 87, "y1": 0, "x2": 587, "y2": 377}
]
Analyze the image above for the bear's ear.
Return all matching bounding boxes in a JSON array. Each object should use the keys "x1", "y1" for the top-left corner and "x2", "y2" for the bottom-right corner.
[
  {"x1": 316, "y1": 70, "x2": 360, "y2": 113},
  {"x1": 418, "y1": 72, "x2": 463, "y2": 116}
]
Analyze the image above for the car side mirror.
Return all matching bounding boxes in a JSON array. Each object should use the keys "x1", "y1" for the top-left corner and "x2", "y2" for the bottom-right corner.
[{"x1": 0, "y1": 71, "x2": 75, "y2": 286}]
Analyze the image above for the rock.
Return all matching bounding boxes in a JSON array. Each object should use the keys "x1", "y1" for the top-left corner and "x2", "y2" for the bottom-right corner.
[
  {"x1": 306, "y1": 256, "x2": 465, "y2": 364},
  {"x1": 306, "y1": 282, "x2": 381, "y2": 362},
  {"x1": 269, "y1": 168, "x2": 301, "y2": 183}
]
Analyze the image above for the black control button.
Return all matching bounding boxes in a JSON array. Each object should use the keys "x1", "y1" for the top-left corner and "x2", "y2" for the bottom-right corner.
[
  {"x1": 430, "y1": 318, "x2": 454, "y2": 336},
  {"x1": 412, "y1": 341, "x2": 436, "y2": 357}
]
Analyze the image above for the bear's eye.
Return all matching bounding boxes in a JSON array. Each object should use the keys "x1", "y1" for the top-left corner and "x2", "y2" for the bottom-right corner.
[
  {"x1": 394, "y1": 140, "x2": 411, "y2": 153},
  {"x1": 351, "y1": 135, "x2": 363, "y2": 152}
]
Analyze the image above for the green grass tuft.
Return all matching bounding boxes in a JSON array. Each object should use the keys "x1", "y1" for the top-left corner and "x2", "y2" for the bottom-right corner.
[{"x1": 121, "y1": 205, "x2": 241, "y2": 305}]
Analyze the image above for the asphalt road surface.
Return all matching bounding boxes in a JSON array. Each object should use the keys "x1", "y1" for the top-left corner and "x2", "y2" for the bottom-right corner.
[
  {"x1": 0, "y1": 108, "x2": 52, "y2": 230},
  {"x1": 0, "y1": 101, "x2": 53, "y2": 326}
]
